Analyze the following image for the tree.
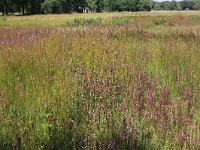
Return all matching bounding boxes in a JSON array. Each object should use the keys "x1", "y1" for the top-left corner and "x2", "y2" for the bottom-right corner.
[
  {"x1": 0, "y1": 0, "x2": 13, "y2": 15},
  {"x1": 192, "y1": 0, "x2": 200, "y2": 10},
  {"x1": 28, "y1": 0, "x2": 45, "y2": 14},
  {"x1": 180, "y1": 0, "x2": 195, "y2": 10},
  {"x1": 103, "y1": 0, "x2": 152, "y2": 12},
  {"x1": 95, "y1": 0, "x2": 104, "y2": 12},
  {"x1": 154, "y1": 3, "x2": 161, "y2": 10},
  {"x1": 0, "y1": 0, "x2": 170, "y2": 16},
  {"x1": 42, "y1": 0, "x2": 62, "y2": 14},
  {"x1": 71, "y1": 0, "x2": 87, "y2": 12},
  {"x1": 170, "y1": 0, "x2": 177, "y2": 10},
  {"x1": 14, "y1": 0, "x2": 29, "y2": 15},
  {"x1": 139, "y1": 0, "x2": 152, "y2": 11}
]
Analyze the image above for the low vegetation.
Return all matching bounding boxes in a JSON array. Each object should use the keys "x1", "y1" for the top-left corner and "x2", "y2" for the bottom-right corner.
[{"x1": 0, "y1": 12, "x2": 200, "y2": 149}]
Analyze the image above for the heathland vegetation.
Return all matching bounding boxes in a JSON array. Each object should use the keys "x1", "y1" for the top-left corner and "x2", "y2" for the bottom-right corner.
[{"x1": 0, "y1": 11, "x2": 200, "y2": 149}]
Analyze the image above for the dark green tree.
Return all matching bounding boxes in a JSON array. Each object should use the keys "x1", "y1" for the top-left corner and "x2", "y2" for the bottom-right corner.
[
  {"x1": 28, "y1": 0, "x2": 44, "y2": 14},
  {"x1": 0, "y1": 0, "x2": 14, "y2": 15}
]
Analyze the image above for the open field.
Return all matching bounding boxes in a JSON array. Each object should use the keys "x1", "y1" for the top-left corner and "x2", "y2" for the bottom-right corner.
[
  {"x1": 0, "y1": 12, "x2": 200, "y2": 149},
  {"x1": 1, "y1": 11, "x2": 200, "y2": 26}
]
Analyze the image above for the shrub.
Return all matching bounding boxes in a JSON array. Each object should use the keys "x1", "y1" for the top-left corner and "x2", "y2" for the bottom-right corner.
[
  {"x1": 72, "y1": 17, "x2": 102, "y2": 26},
  {"x1": 109, "y1": 17, "x2": 130, "y2": 24}
]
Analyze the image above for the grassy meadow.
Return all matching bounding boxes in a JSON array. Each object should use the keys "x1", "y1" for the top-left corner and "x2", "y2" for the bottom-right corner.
[{"x1": 0, "y1": 11, "x2": 200, "y2": 149}]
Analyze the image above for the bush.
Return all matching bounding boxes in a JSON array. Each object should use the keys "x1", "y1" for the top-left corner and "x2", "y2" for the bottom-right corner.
[
  {"x1": 72, "y1": 17, "x2": 102, "y2": 26},
  {"x1": 109, "y1": 17, "x2": 130, "y2": 24}
]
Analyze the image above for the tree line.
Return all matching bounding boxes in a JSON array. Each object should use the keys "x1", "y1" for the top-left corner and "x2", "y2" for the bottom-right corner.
[
  {"x1": 0, "y1": 0, "x2": 200, "y2": 15},
  {"x1": 0, "y1": 0, "x2": 152, "y2": 15},
  {"x1": 152, "y1": 0, "x2": 200, "y2": 11}
]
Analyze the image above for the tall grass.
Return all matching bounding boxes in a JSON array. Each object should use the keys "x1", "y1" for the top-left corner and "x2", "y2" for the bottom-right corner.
[{"x1": 0, "y1": 13, "x2": 200, "y2": 149}]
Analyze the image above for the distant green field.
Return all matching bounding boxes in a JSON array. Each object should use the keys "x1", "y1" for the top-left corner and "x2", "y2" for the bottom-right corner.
[{"x1": 0, "y1": 12, "x2": 200, "y2": 149}]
